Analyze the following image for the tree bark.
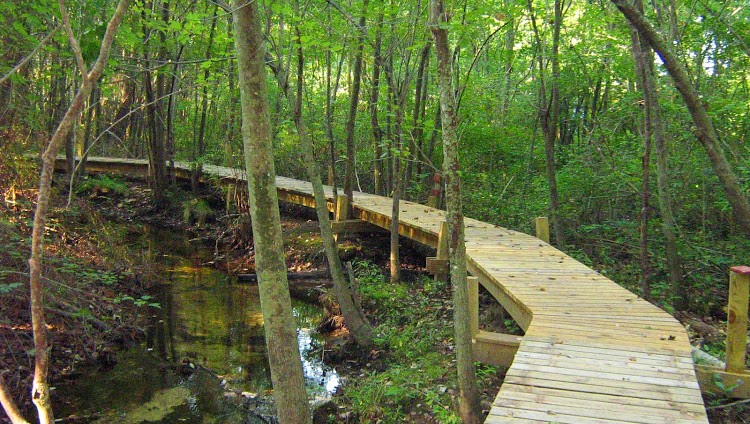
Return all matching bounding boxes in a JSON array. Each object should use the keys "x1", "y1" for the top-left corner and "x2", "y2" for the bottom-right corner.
[
  {"x1": 0, "y1": 374, "x2": 29, "y2": 424},
  {"x1": 528, "y1": 0, "x2": 567, "y2": 247},
  {"x1": 232, "y1": 2, "x2": 312, "y2": 423},
  {"x1": 629, "y1": 15, "x2": 652, "y2": 300},
  {"x1": 625, "y1": 0, "x2": 687, "y2": 309},
  {"x1": 141, "y1": 2, "x2": 167, "y2": 203},
  {"x1": 343, "y1": 0, "x2": 368, "y2": 201},
  {"x1": 265, "y1": 28, "x2": 375, "y2": 348},
  {"x1": 19, "y1": 2, "x2": 130, "y2": 423},
  {"x1": 405, "y1": 41, "x2": 431, "y2": 189},
  {"x1": 430, "y1": 1, "x2": 482, "y2": 422},
  {"x1": 370, "y1": 12, "x2": 384, "y2": 196},
  {"x1": 611, "y1": 0, "x2": 750, "y2": 236}
]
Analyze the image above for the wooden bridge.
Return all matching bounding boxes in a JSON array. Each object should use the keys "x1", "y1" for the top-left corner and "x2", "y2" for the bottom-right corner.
[{"x1": 59, "y1": 157, "x2": 709, "y2": 423}]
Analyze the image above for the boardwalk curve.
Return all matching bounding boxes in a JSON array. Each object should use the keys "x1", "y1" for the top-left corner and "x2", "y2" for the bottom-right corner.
[{"x1": 66, "y1": 157, "x2": 709, "y2": 423}]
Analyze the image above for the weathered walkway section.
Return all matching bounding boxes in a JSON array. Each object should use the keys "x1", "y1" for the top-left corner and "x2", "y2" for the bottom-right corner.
[{"x1": 65, "y1": 157, "x2": 709, "y2": 423}]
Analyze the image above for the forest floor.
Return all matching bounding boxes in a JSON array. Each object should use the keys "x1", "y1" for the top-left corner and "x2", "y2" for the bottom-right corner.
[{"x1": 1, "y1": 173, "x2": 746, "y2": 423}]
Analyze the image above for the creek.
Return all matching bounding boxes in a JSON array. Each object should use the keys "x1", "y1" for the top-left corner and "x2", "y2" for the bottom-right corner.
[{"x1": 58, "y1": 226, "x2": 338, "y2": 423}]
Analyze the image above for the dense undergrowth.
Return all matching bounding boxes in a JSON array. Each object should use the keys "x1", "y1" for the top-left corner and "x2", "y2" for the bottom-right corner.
[
  {"x1": 335, "y1": 261, "x2": 504, "y2": 423},
  {"x1": 0, "y1": 181, "x2": 162, "y2": 418}
]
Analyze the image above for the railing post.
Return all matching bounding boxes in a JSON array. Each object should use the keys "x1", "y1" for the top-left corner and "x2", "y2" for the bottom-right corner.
[
  {"x1": 726, "y1": 266, "x2": 750, "y2": 373},
  {"x1": 535, "y1": 216, "x2": 550, "y2": 244},
  {"x1": 468, "y1": 276, "x2": 479, "y2": 337}
]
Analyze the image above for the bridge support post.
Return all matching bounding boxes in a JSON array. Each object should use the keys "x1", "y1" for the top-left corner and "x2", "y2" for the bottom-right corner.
[
  {"x1": 727, "y1": 266, "x2": 750, "y2": 373},
  {"x1": 468, "y1": 276, "x2": 479, "y2": 337},
  {"x1": 335, "y1": 194, "x2": 350, "y2": 221},
  {"x1": 426, "y1": 221, "x2": 450, "y2": 281},
  {"x1": 535, "y1": 216, "x2": 550, "y2": 244}
]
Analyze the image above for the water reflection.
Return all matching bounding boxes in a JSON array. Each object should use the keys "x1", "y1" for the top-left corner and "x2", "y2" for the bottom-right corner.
[{"x1": 59, "y1": 226, "x2": 338, "y2": 422}]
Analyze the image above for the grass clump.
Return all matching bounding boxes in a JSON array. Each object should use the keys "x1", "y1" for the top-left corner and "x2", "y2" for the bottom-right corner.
[
  {"x1": 76, "y1": 174, "x2": 129, "y2": 197},
  {"x1": 182, "y1": 198, "x2": 214, "y2": 226}
]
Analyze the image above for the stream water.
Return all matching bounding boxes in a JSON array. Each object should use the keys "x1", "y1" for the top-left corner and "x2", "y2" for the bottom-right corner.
[{"x1": 59, "y1": 226, "x2": 338, "y2": 423}]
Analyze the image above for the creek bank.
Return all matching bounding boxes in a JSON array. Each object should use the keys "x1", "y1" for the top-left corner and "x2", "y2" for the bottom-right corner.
[{"x1": 83, "y1": 176, "x2": 513, "y2": 422}]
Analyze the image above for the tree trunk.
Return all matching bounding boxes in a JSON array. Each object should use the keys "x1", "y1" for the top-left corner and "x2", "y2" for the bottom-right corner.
[
  {"x1": 232, "y1": 2, "x2": 312, "y2": 423},
  {"x1": 265, "y1": 28, "x2": 375, "y2": 348},
  {"x1": 343, "y1": 0, "x2": 368, "y2": 201},
  {"x1": 611, "y1": 0, "x2": 750, "y2": 236},
  {"x1": 430, "y1": 1, "x2": 482, "y2": 422},
  {"x1": 629, "y1": 17, "x2": 653, "y2": 300},
  {"x1": 529, "y1": 0, "x2": 567, "y2": 247},
  {"x1": 370, "y1": 13, "x2": 384, "y2": 196},
  {"x1": 17, "y1": 2, "x2": 131, "y2": 423},
  {"x1": 625, "y1": 0, "x2": 687, "y2": 309},
  {"x1": 141, "y1": 4, "x2": 166, "y2": 203},
  {"x1": 405, "y1": 41, "x2": 431, "y2": 189},
  {"x1": 499, "y1": 18, "x2": 517, "y2": 126}
]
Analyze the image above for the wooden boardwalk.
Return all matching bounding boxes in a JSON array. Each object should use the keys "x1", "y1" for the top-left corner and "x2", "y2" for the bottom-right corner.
[{"x1": 66, "y1": 157, "x2": 709, "y2": 423}]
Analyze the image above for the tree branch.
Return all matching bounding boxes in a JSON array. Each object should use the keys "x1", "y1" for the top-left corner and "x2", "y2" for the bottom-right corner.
[
  {"x1": 0, "y1": 26, "x2": 60, "y2": 86},
  {"x1": 57, "y1": 0, "x2": 89, "y2": 83},
  {"x1": 0, "y1": 373, "x2": 29, "y2": 424},
  {"x1": 26, "y1": 1, "x2": 131, "y2": 422}
]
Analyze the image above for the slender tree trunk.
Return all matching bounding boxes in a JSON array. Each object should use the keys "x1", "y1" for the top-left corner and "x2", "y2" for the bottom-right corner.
[
  {"x1": 529, "y1": 0, "x2": 567, "y2": 247},
  {"x1": 196, "y1": 4, "x2": 219, "y2": 161},
  {"x1": 405, "y1": 41, "x2": 431, "y2": 189},
  {"x1": 232, "y1": 2, "x2": 312, "y2": 423},
  {"x1": 612, "y1": 0, "x2": 750, "y2": 236},
  {"x1": 499, "y1": 18, "x2": 516, "y2": 126},
  {"x1": 141, "y1": 4, "x2": 166, "y2": 203},
  {"x1": 370, "y1": 13, "x2": 384, "y2": 195},
  {"x1": 629, "y1": 21, "x2": 653, "y2": 300},
  {"x1": 414, "y1": 47, "x2": 431, "y2": 179},
  {"x1": 343, "y1": 0, "x2": 368, "y2": 201},
  {"x1": 430, "y1": 1, "x2": 482, "y2": 421},
  {"x1": 265, "y1": 29, "x2": 375, "y2": 348},
  {"x1": 384, "y1": 55, "x2": 410, "y2": 284},
  {"x1": 0, "y1": 374, "x2": 28, "y2": 424},
  {"x1": 626, "y1": 0, "x2": 687, "y2": 309},
  {"x1": 80, "y1": 84, "x2": 100, "y2": 177},
  {"x1": 16, "y1": 2, "x2": 131, "y2": 423}
]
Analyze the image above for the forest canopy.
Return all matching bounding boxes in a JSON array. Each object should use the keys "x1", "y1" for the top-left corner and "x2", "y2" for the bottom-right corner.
[{"x1": 1, "y1": 0, "x2": 749, "y2": 315}]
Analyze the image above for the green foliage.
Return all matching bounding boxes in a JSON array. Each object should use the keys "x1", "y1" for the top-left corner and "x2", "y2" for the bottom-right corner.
[
  {"x1": 76, "y1": 175, "x2": 129, "y2": 197},
  {"x1": 0, "y1": 281, "x2": 22, "y2": 294},
  {"x1": 182, "y1": 198, "x2": 214, "y2": 227},
  {"x1": 113, "y1": 294, "x2": 160, "y2": 308},
  {"x1": 343, "y1": 261, "x2": 473, "y2": 422}
]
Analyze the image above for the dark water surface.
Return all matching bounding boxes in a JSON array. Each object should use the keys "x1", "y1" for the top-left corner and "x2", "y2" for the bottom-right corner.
[{"x1": 59, "y1": 226, "x2": 338, "y2": 423}]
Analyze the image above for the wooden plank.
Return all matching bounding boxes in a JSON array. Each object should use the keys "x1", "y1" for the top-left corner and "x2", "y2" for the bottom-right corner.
[
  {"x1": 489, "y1": 406, "x2": 636, "y2": 424},
  {"x1": 425, "y1": 257, "x2": 449, "y2": 276},
  {"x1": 512, "y1": 354, "x2": 696, "y2": 380},
  {"x1": 468, "y1": 276, "x2": 479, "y2": 336},
  {"x1": 498, "y1": 389, "x2": 706, "y2": 423},
  {"x1": 516, "y1": 346, "x2": 695, "y2": 370},
  {"x1": 508, "y1": 362, "x2": 700, "y2": 389},
  {"x1": 499, "y1": 383, "x2": 706, "y2": 414},
  {"x1": 519, "y1": 339, "x2": 695, "y2": 363},
  {"x1": 493, "y1": 395, "x2": 706, "y2": 424},
  {"x1": 503, "y1": 371, "x2": 704, "y2": 404},
  {"x1": 534, "y1": 217, "x2": 550, "y2": 243}
]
